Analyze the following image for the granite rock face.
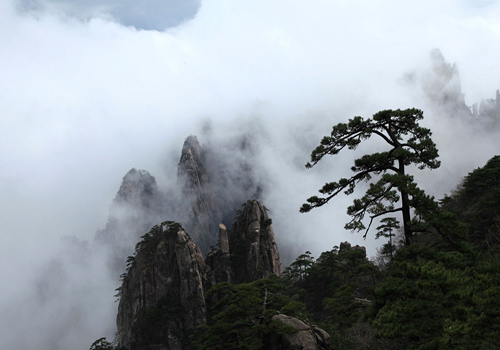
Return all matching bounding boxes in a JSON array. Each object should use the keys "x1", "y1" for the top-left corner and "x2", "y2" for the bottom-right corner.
[
  {"x1": 339, "y1": 241, "x2": 366, "y2": 254},
  {"x1": 95, "y1": 168, "x2": 165, "y2": 273},
  {"x1": 96, "y1": 134, "x2": 267, "y2": 266},
  {"x1": 177, "y1": 135, "x2": 221, "y2": 255},
  {"x1": 205, "y1": 200, "x2": 282, "y2": 285},
  {"x1": 115, "y1": 168, "x2": 163, "y2": 210},
  {"x1": 270, "y1": 314, "x2": 332, "y2": 350},
  {"x1": 106, "y1": 136, "x2": 306, "y2": 350},
  {"x1": 421, "y1": 49, "x2": 500, "y2": 126},
  {"x1": 205, "y1": 223, "x2": 232, "y2": 284},
  {"x1": 116, "y1": 199, "x2": 287, "y2": 350},
  {"x1": 228, "y1": 200, "x2": 282, "y2": 283},
  {"x1": 422, "y1": 49, "x2": 472, "y2": 117},
  {"x1": 116, "y1": 222, "x2": 208, "y2": 349}
]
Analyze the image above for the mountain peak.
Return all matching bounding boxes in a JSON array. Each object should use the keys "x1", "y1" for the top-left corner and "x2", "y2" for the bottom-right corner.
[
  {"x1": 177, "y1": 135, "x2": 221, "y2": 254},
  {"x1": 181, "y1": 135, "x2": 202, "y2": 161},
  {"x1": 116, "y1": 168, "x2": 158, "y2": 208}
]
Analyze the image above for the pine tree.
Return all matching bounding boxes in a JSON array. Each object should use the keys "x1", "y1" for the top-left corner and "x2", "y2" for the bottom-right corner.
[
  {"x1": 375, "y1": 217, "x2": 400, "y2": 261},
  {"x1": 301, "y1": 109, "x2": 440, "y2": 245}
]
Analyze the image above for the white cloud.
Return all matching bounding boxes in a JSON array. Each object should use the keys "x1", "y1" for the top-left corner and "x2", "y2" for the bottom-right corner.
[
  {"x1": 1, "y1": 0, "x2": 500, "y2": 348},
  {"x1": 17, "y1": 0, "x2": 201, "y2": 30}
]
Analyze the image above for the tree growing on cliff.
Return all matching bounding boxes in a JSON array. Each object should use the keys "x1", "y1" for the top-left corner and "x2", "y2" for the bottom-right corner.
[
  {"x1": 191, "y1": 276, "x2": 306, "y2": 350},
  {"x1": 89, "y1": 337, "x2": 115, "y2": 350},
  {"x1": 301, "y1": 108, "x2": 440, "y2": 245},
  {"x1": 375, "y1": 217, "x2": 400, "y2": 262}
]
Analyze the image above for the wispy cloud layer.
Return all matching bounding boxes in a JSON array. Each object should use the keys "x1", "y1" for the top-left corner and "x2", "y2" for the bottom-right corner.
[
  {"x1": 17, "y1": 0, "x2": 201, "y2": 30},
  {"x1": 1, "y1": 0, "x2": 500, "y2": 348}
]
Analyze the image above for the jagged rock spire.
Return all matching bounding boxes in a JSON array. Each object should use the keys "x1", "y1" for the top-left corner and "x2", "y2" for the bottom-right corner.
[
  {"x1": 94, "y1": 168, "x2": 164, "y2": 273},
  {"x1": 177, "y1": 135, "x2": 221, "y2": 254},
  {"x1": 116, "y1": 200, "x2": 284, "y2": 349},
  {"x1": 115, "y1": 168, "x2": 161, "y2": 209},
  {"x1": 229, "y1": 199, "x2": 282, "y2": 283},
  {"x1": 116, "y1": 222, "x2": 208, "y2": 349}
]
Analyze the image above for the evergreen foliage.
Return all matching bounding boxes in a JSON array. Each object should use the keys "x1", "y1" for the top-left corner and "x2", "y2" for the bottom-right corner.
[
  {"x1": 89, "y1": 337, "x2": 115, "y2": 350},
  {"x1": 105, "y1": 152, "x2": 500, "y2": 350},
  {"x1": 371, "y1": 244, "x2": 500, "y2": 349},
  {"x1": 284, "y1": 245, "x2": 379, "y2": 347},
  {"x1": 301, "y1": 109, "x2": 440, "y2": 245},
  {"x1": 375, "y1": 217, "x2": 399, "y2": 262},
  {"x1": 284, "y1": 251, "x2": 314, "y2": 280},
  {"x1": 191, "y1": 275, "x2": 306, "y2": 350},
  {"x1": 370, "y1": 155, "x2": 500, "y2": 349},
  {"x1": 441, "y1": 155, "x2": 500, "y2": 246}
]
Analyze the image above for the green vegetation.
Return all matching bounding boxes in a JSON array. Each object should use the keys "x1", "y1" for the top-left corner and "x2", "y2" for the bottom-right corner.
[
  {"x1": 367, "y1": 154, "x2": 500, "y2": 348},
  {"x1": 441, "y1": 155, "x2": 500, "y2": 246},
  {"x1": 301, "y1": 109, "x2": 440, "y2": 245},
  {"x1": 291, "y1": 151, "x2": 500, "y2": 348},
  {"x1": 98, "y1": 108, "x2": 500, "y2": 349},
  {"x1": 375, "y1": 217, "x2": 399, "y2": 263},
  {"x1": 371, "y1": 244, "x2": 500, "y2": 349},
  {"x1": 283, "y1": 245, "x2": 379, "y2": 348},
  {"x1": 298, "y1": 110, "x2": 500, "y2": 348},
  {"x1": 191, "y1": 276, "x2": 305, "y2": 350},
  {"x1": 89, "y1": 337, "x2": 115, "y2": 350}
]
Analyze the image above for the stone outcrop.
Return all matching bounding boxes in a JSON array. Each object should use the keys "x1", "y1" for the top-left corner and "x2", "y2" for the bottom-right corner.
[
  {"x1": 105, "y1": 136, "x2": 302, "y2": 350},
  {"x1": 474, "y1": 89, "x2": 500, "y2": 129},
  {"x1": 205, "y1": 200, "x2": 282, "y2": 284},
  {"x1": 205, "y1": 224, "x2": 232, "y2": 283},
  {"x1": 95, "y1": 168, "x2": 165, "y2": 273},
  {"x1": 116, "y1": 199, "x2": 284, "y2": 350},
  {"x1": 177, "y1": 135, "x2": 221, "y2": 255},
  {"x1": 420, "y1": 49, "x2": 500, "y2": 126},
  {"x1": 115, "y1": 168, "x2": 163, "y2": 210},
  {"x1": 227, "y1": 200, "x2": 282, "y2": 283},
  {"x1": 116, "y1": 222, "x2": 208, "y2": 349},
  {"x1": 270, "y1": 314, "x2": 331, "y2": 350},
  {"x1": 422, "y1": 49, "x2": 472, "y2": 117},
  {"x1": 96, "y1": 134, "x2": 268, "y2": 265},
  {"x1": 339, "y1": 241, "x2": 366, "y2": 254}
]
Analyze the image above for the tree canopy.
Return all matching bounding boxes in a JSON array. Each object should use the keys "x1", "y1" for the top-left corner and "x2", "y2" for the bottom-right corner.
[
  {"x1": 191, "y1": 276, "x2": 307, "y2": 350},
  {"x1": 371, "y1": 243, "x2": 500, "y2": 349},
  {"x1": 89, "y1": 338, "x2": 115, "y2": 350},
  {"x1": 441, "y1": 155, "x2": 500, "y2": 246},
  {"x1": 301, "y1": 108, "x2": 440, "y2": 245},
  {"x1": 369, "y1": 156, "x2": 500, "y2": 348}
]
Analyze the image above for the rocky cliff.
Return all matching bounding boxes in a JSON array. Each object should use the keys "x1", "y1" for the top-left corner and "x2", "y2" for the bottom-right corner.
[
  {"x1": 228, "y1": 199, "x2": 282, "y2": 283},
  {"x1": 423, "y1": 49, "x2": 472, "y2": 117},
  {"x1": 116, "y1": 200, "x2": 284, "y2": 350},
  {"x1": 93, "y1": 133, "x2": 332, "y2": 350},
  {"x1": 204, "y1": 223, "x2": 232, "y2": 283},
  {"x1": 204, "y1": 200, "x2": 282, "y2": 284},
  {"x1": 96, "y1": 133, "x2": 266, "y2": 267},
  {"x1": 177, "y1": 135, "x2": 221, "y2": 255},
  {"x1": 116, "y1": 222, "x2": 208, "y2": 349},
  {"x1": 422, "y1": 49, "x2": 500, "y2": 126},
  {"x1": 270, "y1": 314, "x2": 331, "y2": 350},
  {"x1": 95, "y1": 168, "x2": 165, "y2": 273}
]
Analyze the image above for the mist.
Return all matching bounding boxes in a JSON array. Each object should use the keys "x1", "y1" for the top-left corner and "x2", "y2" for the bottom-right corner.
[
  {"x1": 1, "y1": 0, "x2": 500, "y2": 348},
  {"x1": 17, "y1": 0, "x2": 201, "y2": 30}
]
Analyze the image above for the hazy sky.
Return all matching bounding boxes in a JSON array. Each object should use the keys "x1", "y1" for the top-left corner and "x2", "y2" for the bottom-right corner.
[
  {"x1": 18, "y1": 0, "x2": 202, "y2": 30},
  {"x1": 1, "y1": 0, "x2": 500, "y2": 349}
]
